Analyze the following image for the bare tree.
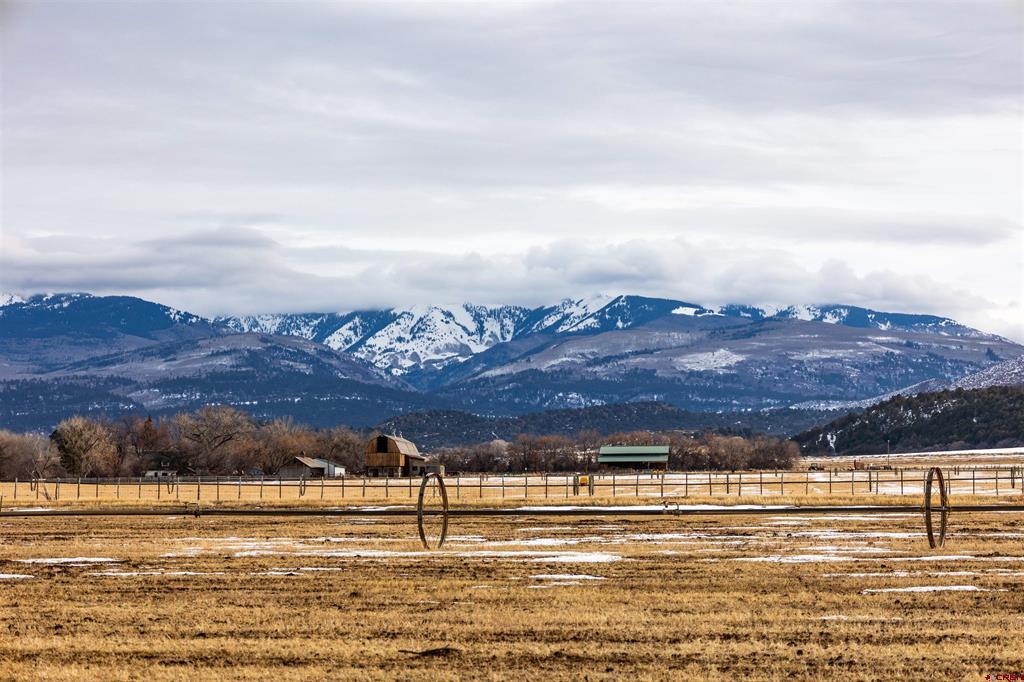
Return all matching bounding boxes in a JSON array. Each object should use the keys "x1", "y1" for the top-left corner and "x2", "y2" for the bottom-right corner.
[
  {"x1": 113, "y1": 415, "x2": 171, "y2": 475},
  {"x1": 249, "y1": 418, "x2": 317, "y2": 474},
  {"x1": 171, "y1": 406, "x2": 253, "y2": 473},
  {"x1": 50, "y1": 416, "x2": 117, "y2": 476},
  {"x1": 0, "y1": 430, "x2": 63, "y2": 478},
  {"x1": 315, "y1": 427, "x2": 365, "y2": 474}
]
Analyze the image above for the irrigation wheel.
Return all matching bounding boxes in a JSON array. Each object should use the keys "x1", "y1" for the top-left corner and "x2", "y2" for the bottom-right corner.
[
  {"x1": 923, "y1": 467, "x2": 949, "y2": 549},
  {"x1": 417, "y1": 473, "x2": 449, "y2": 550}
]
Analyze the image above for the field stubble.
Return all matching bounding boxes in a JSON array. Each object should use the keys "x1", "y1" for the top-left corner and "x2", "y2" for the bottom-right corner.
[{"x1": 0, "y1": 486, "x2": 1022, "y2": 680}]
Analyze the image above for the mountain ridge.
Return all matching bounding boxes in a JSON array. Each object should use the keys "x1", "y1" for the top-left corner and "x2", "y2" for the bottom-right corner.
[{"x1": 1, "y1": 291, "x2": 1021, "y2": 431}]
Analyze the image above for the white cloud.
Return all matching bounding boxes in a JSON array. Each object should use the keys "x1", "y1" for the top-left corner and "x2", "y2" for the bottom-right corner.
[{"x1": 0, "y1": 1, "x2": 1020, "y2": 340}]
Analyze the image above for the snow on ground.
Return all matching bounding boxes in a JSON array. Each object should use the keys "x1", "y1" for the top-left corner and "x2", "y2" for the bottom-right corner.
[
  {"x1": 531, "y1": 574, "x2": 606, "y2": 580},
  {"x1": 0, "y1": 573, "x2": 33, "y2": 579},
  {"x1": 862, "y1": 585, "x2": 998, "y2": 594},
  {"x1": 528, "y1": 552, "x2": 622, "y2": 563},
  {"x1": 671, "y1": 350, "x2": 745, "y2": 372},
  {"x1": 91, "y1": 570, "x2": 225, "y2": 577},
  {"x1": 513, "y1": 504, "x2": 794, "y2": 512},
  {"x1": 16, "y1": 557, "x2": 121, "y2": 565}
]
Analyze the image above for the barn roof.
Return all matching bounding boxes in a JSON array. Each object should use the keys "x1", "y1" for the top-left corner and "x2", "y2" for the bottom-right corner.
[
  {"x1": 370, "y1": 434, "x2": 424, "y2": 458},
  {"x1": 294, "y1": 456, "x2": 326, "y2": 469},
  {"x1": 598, "y1": 445, "x2": 670, "y2": 464},
  {"x1": 599, "y1": 445, "x2": 670, "y2": 455}
]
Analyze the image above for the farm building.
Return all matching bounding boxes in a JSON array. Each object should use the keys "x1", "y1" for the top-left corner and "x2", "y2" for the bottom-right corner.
[
  {"x1": 278, "y1": 456, "x2": 346, "y2": 479},
  {"x1": 365, "y1": 434, "x2": 443, "y2": 477},
  {"x1": 597, "y1": 445, "x2": 670, "y2": 470}
]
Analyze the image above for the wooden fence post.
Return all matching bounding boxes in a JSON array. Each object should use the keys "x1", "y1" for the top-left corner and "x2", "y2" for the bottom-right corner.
[
  {"x1": 759, "y1": 471, "x2": 763, "y2": 495},
  {"x1": 635, "y1": 474, "x2": 640, "y2": 497},
  {"x1": 725, "y1": 473, "x2": 730, "y2": 495},
  {"x1": 612, "y1": 474, "x2": 616, "y2": 498},
  {"x1": 259, "y1": 476, "x2": 264, "y2": 500},
  {"x1": 238, "y1": 476, "x2": 242, "y2": 500},
  {"x1": 805, "y1": 472, "x2": 809, "y2": 495},
  {"x1": 737, "y1": 472, "x2": 742, "y2": 497},
  {"x1": 779, "y1": 471, "x2": 784, "y2": 496},
  {"x1": 684, "y1": 471, "x2": 688, "y2": 498},
  {"x1": 77, "y1": 477, "x2": 81, "y2": 499},
  {"x1": 828, "y1": 470, "x2": 832, "y2": 495}
]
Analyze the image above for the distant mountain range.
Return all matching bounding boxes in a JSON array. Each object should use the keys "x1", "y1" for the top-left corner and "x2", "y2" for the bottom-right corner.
[{"x1": 1, "y1": 291, "x2": 1021, "y2": 434}]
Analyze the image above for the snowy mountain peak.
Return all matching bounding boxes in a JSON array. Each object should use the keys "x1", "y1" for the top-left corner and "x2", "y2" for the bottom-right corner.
[{"x1": 0, "y1": 293, "x2": 25, "y2": 307}]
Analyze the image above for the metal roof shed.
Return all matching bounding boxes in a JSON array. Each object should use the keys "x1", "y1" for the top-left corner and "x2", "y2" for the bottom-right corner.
[{"x1": 598, "y1": 445, "x2": 670, "y2": 470}]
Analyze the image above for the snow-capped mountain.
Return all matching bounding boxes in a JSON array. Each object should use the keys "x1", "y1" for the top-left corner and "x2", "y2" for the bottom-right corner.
[
  {"x1": 0, "y1": 293, "x2": 25, "y2": 307},
  {"x1": 2, "y1": 291, "x2": 1021, "y2": 430},
  {"x1": 953, "y1": 355, "x2": 1024, "y2": 390},
  {"x1": 216, "y1": 295, "x2": 1008, "y2": 383}
]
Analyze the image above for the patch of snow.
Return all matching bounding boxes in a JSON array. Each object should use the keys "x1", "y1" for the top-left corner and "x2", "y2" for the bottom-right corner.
[
  {"x1": 862, "y1": 585, "x2": 996, "y2": 594},
  {"x1": 16, "y1": 557, "x2": 120, "y2": 565},
  {"x1": 671, "y1": 306, "x2": 701, "y2": 316},
  {"x1": 0, "y1": 573, "x2": 33, "y2": 579},
  {"x1": 528, "y1": 552, "x2": 622, "y2": 564},
  {"x1": 672, "y1": 349, "x2": 745, "y2": 372}
]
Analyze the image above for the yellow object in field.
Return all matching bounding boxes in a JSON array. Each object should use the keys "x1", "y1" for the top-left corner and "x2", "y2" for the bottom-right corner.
[{"x1": 579, "y1": 475, "x2": 589, "y2": 485}]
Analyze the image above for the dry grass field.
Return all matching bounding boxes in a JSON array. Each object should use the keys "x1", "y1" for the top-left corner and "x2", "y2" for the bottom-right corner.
[{"x1": 1, "y1": 483, "x2": 1023, "y2": 681}]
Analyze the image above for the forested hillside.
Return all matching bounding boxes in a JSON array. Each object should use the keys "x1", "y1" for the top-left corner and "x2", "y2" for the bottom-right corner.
[{"x1": 794, "y1": 386, "x2": 1024, "y2": 455}]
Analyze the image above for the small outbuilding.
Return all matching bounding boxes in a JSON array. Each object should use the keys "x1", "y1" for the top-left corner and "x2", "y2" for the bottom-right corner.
[
  {"x1": 365, "y1": 434, "x2": 442, "y2": 477},
  {"x1": 597, "y1": 445, "x2": 670, "y2": 470},
  {"x1": 278, "y1": 456, "x2": 346, "y2": 479}
]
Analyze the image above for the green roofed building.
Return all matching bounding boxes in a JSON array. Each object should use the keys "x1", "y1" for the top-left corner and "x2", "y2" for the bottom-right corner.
[{"x1": 597, "y1": 445, "x2": 670, "y2": 470}]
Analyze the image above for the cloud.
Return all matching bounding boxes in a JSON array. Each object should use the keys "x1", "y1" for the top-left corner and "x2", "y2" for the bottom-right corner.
[
  {"x1": 0, "y1": 1, "x2": 1020, "y2": 341},
  {"x1": 2, "y1": 226, "x2": 1020, "y2": 342}
]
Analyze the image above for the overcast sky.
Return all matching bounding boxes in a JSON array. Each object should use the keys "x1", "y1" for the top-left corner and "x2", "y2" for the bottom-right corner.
[{"x1": 1, "y1": 1, "x2": 1022, "y2": 339}]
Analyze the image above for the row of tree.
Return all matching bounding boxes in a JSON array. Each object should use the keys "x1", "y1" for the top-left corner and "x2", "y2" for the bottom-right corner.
[
  {"x1": 0, "y1": 406, "x2": 799, "y2": 478},
  {"x1": 431, "y1": 430, "x2": 799, "y2": 473},
  {"x1": 0, "y1": 407, "x2": 365, "y2": 478}
]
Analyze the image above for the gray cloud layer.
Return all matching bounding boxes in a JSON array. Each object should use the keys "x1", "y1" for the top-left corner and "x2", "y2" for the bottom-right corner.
[{"x1": 1, "y1": 1, "x2": 1021, "y2": 339}]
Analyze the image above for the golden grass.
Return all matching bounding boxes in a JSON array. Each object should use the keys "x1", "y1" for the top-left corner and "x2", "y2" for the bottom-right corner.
[{"x1": 1, "y1": 500, "x2": 1023, "y2": 680}]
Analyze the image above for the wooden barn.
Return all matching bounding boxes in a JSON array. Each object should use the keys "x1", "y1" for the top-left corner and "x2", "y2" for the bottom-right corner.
[{"x1": 365, "y1": 434, "x2": 442, "y2": 477}]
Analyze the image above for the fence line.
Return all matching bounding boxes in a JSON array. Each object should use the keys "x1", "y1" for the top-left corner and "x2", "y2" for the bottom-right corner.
[{"x1": 2, "y1": 466, "x2": 1021, "y2": 503}]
